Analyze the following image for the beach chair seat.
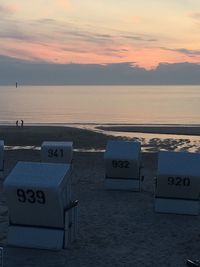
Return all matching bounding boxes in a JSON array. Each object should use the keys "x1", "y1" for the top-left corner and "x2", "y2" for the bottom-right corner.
[
  {"x1": 104, "y1": 140, "x2": 142, "y2": 191},
  {"x1": 41, "y1": 141, "x2": 73, "y2": 164},
  {"x1": 155, "y1": 151, "x2": 200, "y2": 215},
  {"x1": 4, "y1": 161, "x2": 78, "y2": 250},
  {"x1": 7, "y1": 200, "x2": 78, "y2": 250}
]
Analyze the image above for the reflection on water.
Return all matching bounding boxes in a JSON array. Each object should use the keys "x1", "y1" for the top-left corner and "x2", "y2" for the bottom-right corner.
[
  {"x1": 0, "y1": 85, "x2": 200, "y2": 124},
  {"x1": 84, "y1": 124, "x2": 200, "y2": 153},
  {"x1": 5, "y1": 133, "x2": 200, "y2": 153},
  {"x1": 5, "y1": 146, "x2": 104, "y2": 153},
  {"x1": 5, "y1": 145, "x2": 40, "y2": 151}
]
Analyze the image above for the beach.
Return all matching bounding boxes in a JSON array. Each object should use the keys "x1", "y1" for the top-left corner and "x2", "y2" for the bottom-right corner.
[{"x1": 0, "y1": 125, "x2": 200, "y2": 267}]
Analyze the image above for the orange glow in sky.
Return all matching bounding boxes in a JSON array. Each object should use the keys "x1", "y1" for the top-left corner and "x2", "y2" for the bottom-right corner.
[{"x1": 0, "y1": 0, "x2": 200, "y2": 69}]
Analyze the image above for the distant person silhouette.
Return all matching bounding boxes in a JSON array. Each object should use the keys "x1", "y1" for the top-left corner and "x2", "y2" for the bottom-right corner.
[
  {"x1": 16, "y1": 120, "x2": 19, "y2": 127},
  {"x1": 21, "y1": 120, "x2": 24, "y2": 128}
]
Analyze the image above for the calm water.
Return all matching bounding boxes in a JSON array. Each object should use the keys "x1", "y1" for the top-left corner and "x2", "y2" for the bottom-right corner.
[{"x1": 0, "y1": 85, "x2": 200, "y2": 124}]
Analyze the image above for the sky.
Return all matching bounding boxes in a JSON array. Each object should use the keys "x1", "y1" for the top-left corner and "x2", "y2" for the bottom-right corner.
[{"x1": 0, "y1": 0, "x2": 200, "y2": 70}]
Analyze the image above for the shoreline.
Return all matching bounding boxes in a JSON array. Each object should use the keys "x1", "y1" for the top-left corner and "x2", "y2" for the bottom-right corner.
[
  {"x1": 0, "y1": 124, "x2": 200, "y2": 153},
  {"x1": 1, "y1": 122, "x2": 200, "y2": 136},
  {"x1": 97, "y1": 125, "x2": 200, "y2": 136}
]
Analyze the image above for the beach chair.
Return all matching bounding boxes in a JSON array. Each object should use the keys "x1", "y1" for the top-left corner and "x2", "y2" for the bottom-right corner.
[
  {"x1": 0, "y1": 141, "x2": 4, "y2": 178},
  {"x1": 4, "y1": 162, "x2": 78, "y2": 250},
  {"x1": 155, "y1": 151, "x2": 200, "y2": 215},
  {"x1": 104, "y1": 140, "x2": 142, "y2": 191},
  {"x1": 41, "y1": 141, "x2": 73, "y2": 164}
]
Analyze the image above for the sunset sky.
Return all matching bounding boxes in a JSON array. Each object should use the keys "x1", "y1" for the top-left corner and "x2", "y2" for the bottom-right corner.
[{"x1": 1, "y1": 0, "x2": 200, "y2": 69}]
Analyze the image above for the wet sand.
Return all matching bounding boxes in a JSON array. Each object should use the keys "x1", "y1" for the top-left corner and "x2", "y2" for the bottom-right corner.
[
  {"x1": 98, "y1": 124, "x2": 200, "y2": 136},
  {"x1": 0, "y1": 125, "x2": 199, "y2": 267}
]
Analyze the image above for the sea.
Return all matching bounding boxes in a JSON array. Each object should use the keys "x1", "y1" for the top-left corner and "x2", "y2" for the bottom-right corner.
[
  {"x1": 0, "y1": 85, "x2": 199, "y2": 125},
  {"x1": 1, "y1": 85, "x2": 200, "y2": 152}
]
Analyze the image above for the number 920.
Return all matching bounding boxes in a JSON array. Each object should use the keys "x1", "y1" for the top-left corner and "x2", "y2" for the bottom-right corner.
[{"x1": 167, "y1": 177, "x2": 190, "y2": 186}]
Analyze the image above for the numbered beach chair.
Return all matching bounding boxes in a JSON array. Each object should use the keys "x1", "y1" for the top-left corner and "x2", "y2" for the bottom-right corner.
[
  {"x1": 41, "y1": 141, "x2": 73, "y2": 164},
  {"x1": 155, "y1": 151, "x2": 200, "y2": 215},
  {"x1": 4, "y1": 161, "x2": 78, "y2": 250},
  {"x1": 0, "y1": 141, "x2": 4, "y2": 177},
  {"x1": 104, "y1": 140, "x2": 142, "y2": 191}
]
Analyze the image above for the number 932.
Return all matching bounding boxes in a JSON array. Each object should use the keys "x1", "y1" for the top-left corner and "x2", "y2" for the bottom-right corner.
[{"x1": 112, "y1": 160, "x2": 130, "y2": 168}]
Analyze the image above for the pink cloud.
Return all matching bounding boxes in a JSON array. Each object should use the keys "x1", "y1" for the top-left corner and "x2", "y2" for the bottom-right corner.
[
  {"x1": 1, "y1": 18, "x2": 200, "y2": 71},
  {"x1": 0, "y1": 4, "x2": 19, "y2": 15},
  {"x1": 128, "y1": 16, "x2": 143, "y2": 25},
  {"x1": 1, "y1": 36, "x2": 200, "y2": 70},
  {"x1": 189, "y1": 12, "x2": 200, "y2": 19},
  {"x1": 57, "y1": 0, "x2": 73, "y2": 10}
]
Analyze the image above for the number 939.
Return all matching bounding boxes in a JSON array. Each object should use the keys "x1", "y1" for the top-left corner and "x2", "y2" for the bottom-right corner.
[{"x1": 17, "y1": 189, "x2": 46, "y2": 204}]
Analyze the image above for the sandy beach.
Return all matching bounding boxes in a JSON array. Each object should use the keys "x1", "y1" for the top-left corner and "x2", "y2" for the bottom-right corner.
[{"x1": 0, "y1": 125, "x2": 200, "y2": 267}]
